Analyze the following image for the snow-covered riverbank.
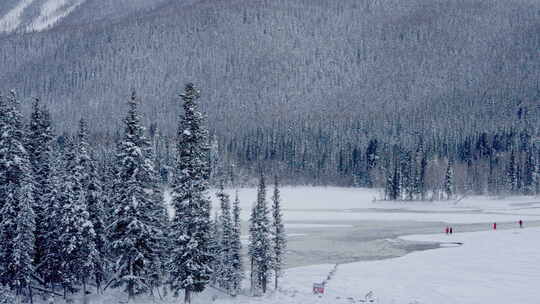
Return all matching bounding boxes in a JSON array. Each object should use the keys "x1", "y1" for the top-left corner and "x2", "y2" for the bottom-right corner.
[
  {"x1": 61, "y1": 227, "x2": 540, "y2": 304},
  {"x1": 43, "y1": 188, "x2": 540, "y2": 303},
  {"x1": 266, "y1": 227, "x2": 540, "y2": 304}
]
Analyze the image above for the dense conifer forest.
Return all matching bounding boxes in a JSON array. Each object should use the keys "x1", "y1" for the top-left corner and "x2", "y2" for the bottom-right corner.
[
  {"x1": 0, "y1": 1, "x2": 539, "y2": 302},
  {"x1": 1, "y1": 0, "x2": 538, "y2": 192}
]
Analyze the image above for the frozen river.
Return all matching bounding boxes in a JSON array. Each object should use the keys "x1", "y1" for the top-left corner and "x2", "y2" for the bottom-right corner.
[
  {"x1": 283, "y1": 215, "x2": 540, "y2": 268},
  {"x1": 208, "y1": 187, "x2": 540, "y2": 268},
  {"x1": 211, "y1": 187, "x2": 540, "y2": 268}
]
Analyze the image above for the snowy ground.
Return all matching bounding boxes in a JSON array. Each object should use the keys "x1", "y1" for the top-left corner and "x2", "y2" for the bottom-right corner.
[
  {"x1": 0, "y1": 0, "x2": 84, "y2": 33},
  {"x1": 267, "y1": 227, "x2": 540, "y2": 304},
  {"x1": 50, "y1": 227, "x2": 540, "y2": 304},
  {"x1": 204, "y1": 187, "x2": 540, "y2": 267},
  {"x1": 205, "y1": 186, "x2": 540, "y2": 223},
  {"x1": 43, "y1": 187, "x2": 540, "y2": 303}
]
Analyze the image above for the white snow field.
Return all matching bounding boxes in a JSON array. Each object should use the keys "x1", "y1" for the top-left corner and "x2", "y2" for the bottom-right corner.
[
  {"x1": 0, "y1": 0, "x2": 35, "y2": 33},
  {"x1": 28, "y1": 0, "x2": 85, "y2": 32},
  {"x1": 204, "y1": 187, "x2": 540, "y2": 224},
  {"x1": 49, "y1": 188, "x2": 539, "y2": 303},
  {"x1": 0, "y1": 0, "x2": 85, "y2": 33},
  {"x1": 267, "y1": 227, "x2": 540, "y2": 304},
  {"x1": 52, "y1": 227, "x2": 540, "y2": 304}
]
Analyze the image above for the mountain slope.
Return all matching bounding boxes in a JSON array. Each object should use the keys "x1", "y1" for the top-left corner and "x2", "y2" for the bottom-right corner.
[
  {"x1": 0, "y1": 0, "x2": 179, "y2": 33},
  {"x1": 0, "y1": 0, "x2": 538, "y2": 140},
  {"x1": 0, "y1": 0, "x2": 85, "y2": 33}
]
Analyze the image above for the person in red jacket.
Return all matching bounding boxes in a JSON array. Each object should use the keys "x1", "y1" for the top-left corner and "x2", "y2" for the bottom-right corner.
[
  {"x1": 445, "y1": 227, "x2": 449, "y2": 235},
  {"x1": 493, "y1": 222, "x2": 497, "y2": 230}
]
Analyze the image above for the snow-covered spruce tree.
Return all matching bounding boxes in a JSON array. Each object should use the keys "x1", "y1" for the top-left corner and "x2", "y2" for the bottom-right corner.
[
  {"x1": 209, "y1": 212, "x2": 222, "y2": 287},
  {"x1": 230, "y1": 190, "x2": 243, "y2": 296},
  {"x1": 216, "y1": 181, "x2": 233, "y2": 292},
  {"x1": 535, "y1": 147, "x2": 540, "y2": 196},
  {"x1": 414, "y1": 139, "x2": 427, "y2": 200},
  {"x1": 40, "y1": 148, "x2": 66, "y2": 290},
  {"x1": 0, "y1": 92, "x2": 36, "y2": 297},
  {"x1": 522, "y1": 148, "x2": 536, "y2": 195},
  {"x1": 100, "y1": 149, "x2": 118, "y2": 229},
  {"x1": 144, "y1": 145, "x2": 170, "y2": 296},
  {"x1": 383, "y1": 163, "x2": 394, "y2": 201},
  {"x1": 507, "y1": 149, "x2": 518, "y2": 194},
  {"x1": 248, "y1": 174, "x2": 273, "y2": 295},
  {"x1": 169, "y1": 83, "x2": 213, "y2": 304},
  {"x1": 401, "y1": 152, "x2": 414, "y2": 201},
  {"x1": 146, "y1": 168, "x2": 171, "y2": 295},
  {"x1": 365, "y1": 138, "x2": 379, "y2": 187},
  {"x1": 77, "y1": 119, "x2": 109, "y2": 292},
  {"x1": 108, "y1": 92, "x2": 168, "y2": 301},
  {"x1": 271, "y1": 176, "x2": 286, "y2": 290},
  {"x1": 248, "y1": 201, "x2": 258, "y2": 294},
  {"x1": 444, "y1": 158, "x2": 455, "y2": 200},
  {"x1": 390, "y1": 162, "x2": 401, "y2": 200},
  {"x1": 26, "y1": 98, "x2": 54, "y2": 277},
  {"x1": 57, "y1": 137, "x2": 99, "y2": 295}
]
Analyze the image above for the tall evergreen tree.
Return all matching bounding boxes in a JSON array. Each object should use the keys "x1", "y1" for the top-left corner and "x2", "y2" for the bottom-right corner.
[
  {"x1": 77, "y1": 119, "x2": 109, "y2": 292},
  {"x1": 271, "y1": 176, "x2": 286, "y2": 290},
  {"x1": 414, "y1": 139, "x2": 427, "y2": 200},
  {"x1": 216, "y1": 181, "x2": 233, "y2": 292},
  {"x1": 0, "y1": 92, "x2": 36, "y2": 297},
  {"x1": 534, "y1": 147, "x2": 540, "y2": 196},
  {"x1": 444, "y1": 158, "x2": 455, "y2": 200},
  {"x1": 57, "y1": 138, "x2": 99, "y2": 295},
  {"x1": 209, "y1": 212, "x2": 222, "y2": 287},
  {"x1": 507, "y1": 149, "x2": 519, "y2": 194},
  {"x1": 40, "y1": 148, "x2": 66, "y2": 289},
  {"x1": 522, "y1": 148, "x2": 536, "y2": 195},
  {"x1": 169, "y1": 83, "x2": 213, "y2": 304},
  {"x1": 108, "y1": 92, "x2": 168, "y2": 301},
  {"x1": 26, "y1": 98, "x2": 54, "y2": 277},
  {"x1": 248, "y1": 174, "x2": 273, "y2": 295},
  {"x1": 391, "y1": 161, "x2": 401, "y2": 200},
  {"x1": 230, "y1": 190, "x2": 243, "y2": 296}
]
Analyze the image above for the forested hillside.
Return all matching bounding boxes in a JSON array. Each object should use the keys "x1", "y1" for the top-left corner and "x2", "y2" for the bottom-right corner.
[{"x1": 0, "y1": 0, "x2": 539, "y2": 190}]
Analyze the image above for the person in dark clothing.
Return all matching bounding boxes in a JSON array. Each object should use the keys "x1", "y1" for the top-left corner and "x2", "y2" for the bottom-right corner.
[{"x1": 519, "y1": 220, "x2": 523, "y2": 228}]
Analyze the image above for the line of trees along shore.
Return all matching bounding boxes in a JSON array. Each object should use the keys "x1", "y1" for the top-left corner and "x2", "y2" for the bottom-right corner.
[{"x1": 0, "y1": 84, "x2": 286, "y2": 303}]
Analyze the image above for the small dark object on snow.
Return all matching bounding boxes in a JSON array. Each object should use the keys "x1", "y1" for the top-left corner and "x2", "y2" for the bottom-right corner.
[{"x1": 313, "y1": 283, "x2": 325, "y2": 294}]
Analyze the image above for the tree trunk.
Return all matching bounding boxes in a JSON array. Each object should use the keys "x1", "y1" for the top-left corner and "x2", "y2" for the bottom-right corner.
[
  {"x1": 262, "y1": 273, "x2": 267, "y2": 294},
  {"x1": 184, "y1": 288, "x2": 191, "y2": 304},
  {"x1": 128, "y1": 258, "x2": 134, "y2": 302},
  {"x1": 28, "y1": 285, "x2": 34, "y2": 304},
  {"x1": 274, "y1": 270, "x2": 278, "y2": 290},
  {"x1": 96, "y1": 276, "x2": 101, "y2": 294},
  {"x1": 128, "y1": 281, "x2": 134, "y2": 302},
  {"x1": 250, "y1": 258, "x2": 254, "y2": 295}
]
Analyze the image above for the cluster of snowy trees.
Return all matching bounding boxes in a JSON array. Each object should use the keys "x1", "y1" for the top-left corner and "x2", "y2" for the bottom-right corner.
[
  {"x1": 248, "y1": 175, "x2": 286, "y2": 296},
  {"x1": 381, "y1": 123, "x2": 539, "y2": 201},
  {"x1": 210, "y1": 174, "x2": 287, "y2": 298},
  {"x1": 0, "y1": 84, "x2": 286, "y2": 303}
]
